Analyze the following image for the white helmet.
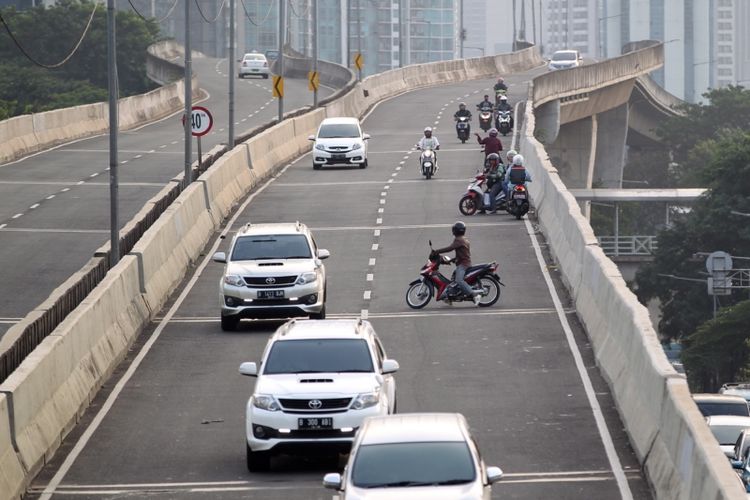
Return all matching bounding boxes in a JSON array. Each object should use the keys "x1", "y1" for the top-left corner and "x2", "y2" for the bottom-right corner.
[
  {"x1": 506, "y1": 149, "x2": 517, "y2": 160},
  {"x1": 424, "y1": 126, "x2": 433, "y2": 133},
  {"x1": 512, "y1": 154, "x2": 525, "y2": 166},
  {"x1": 500, "y1": 95, "x2": 508, "y2": 101}
]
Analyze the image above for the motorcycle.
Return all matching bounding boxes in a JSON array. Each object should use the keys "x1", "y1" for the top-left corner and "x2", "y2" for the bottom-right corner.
[
  {"x1": 455, "y1": 116, "x2": 471, "y2": 143},
  {"x1": 496, "y1": 110, "x2": 512, "y2": 136},
  {"x1": 506, "y1": 183, "x2": 530, "y2": 219},
  {"x1": 418, "y1": 148, "x2": 437, "y2": 179},
  {"x1": 458, "y1": 172, "x2": 506, "y2": 215},
  {"x1": 405, "y1": 242, "x2": 503, "y2": 308},
  {"x1": 478, "y1": 110, "x2": 493, "y2": 132}
]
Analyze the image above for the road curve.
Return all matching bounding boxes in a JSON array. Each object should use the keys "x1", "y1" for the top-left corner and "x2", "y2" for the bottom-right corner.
[
  {"x1": 0, "y1": 57, "x2": 331, "y2": 339},
  {"x1": 26, "y1": 69, "x2": 652, "y2": 500}
]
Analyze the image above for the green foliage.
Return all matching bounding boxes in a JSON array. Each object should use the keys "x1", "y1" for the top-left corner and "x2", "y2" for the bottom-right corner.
[
  {"x1": 681, "y1": 300, "x2": 750, "y2": 392},
  {"x1": 0, "y1": 0, "x2": 159, "y2": 117},
  {"x1": 635, "y1": 131, "x2": 750, "y2": 340}
]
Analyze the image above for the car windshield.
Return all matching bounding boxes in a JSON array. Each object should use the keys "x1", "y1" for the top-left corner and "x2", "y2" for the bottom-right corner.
[
  {"x1": 553, "y1": 52, "x2": 577, "y2": 61},
  {"x1": 318, "y1": 123, "x2": 360, "y2": 138},
  {"x1": 231, "y1": 235, "x2": 312, "y2": 261},
  {"x1": 697, "y1": 402, "x2": 750, "y2": 417},
  {"x1": 264, "y1": 339, "x2": 374, "y2": 374},
  {"x1": 710, "y1": 424, "x2": 748, "y2": 445},
  {"x1": 351, "y1": 442, "x2": 476, "y2": 488}
]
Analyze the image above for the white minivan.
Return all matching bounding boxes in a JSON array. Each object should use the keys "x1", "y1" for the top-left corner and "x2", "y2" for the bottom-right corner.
[
  {"x1": 548, "y1": 49, "x2": 583, "y2": 70},
  {"x1": 309, "y1": 117, "x2": 370, "y2": 169}
]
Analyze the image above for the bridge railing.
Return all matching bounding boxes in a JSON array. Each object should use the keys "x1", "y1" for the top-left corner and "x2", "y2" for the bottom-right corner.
[{"x1": 597, "y1": 235, "x2": 658, "y2": 256}]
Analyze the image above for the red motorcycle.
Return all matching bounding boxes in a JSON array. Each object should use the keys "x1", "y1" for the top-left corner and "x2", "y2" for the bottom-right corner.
[{"x1": 405, "y1": 243, "x2": 503, "y2": 309}]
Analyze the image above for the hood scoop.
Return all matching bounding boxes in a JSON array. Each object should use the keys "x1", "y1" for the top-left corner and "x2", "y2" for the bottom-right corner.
[
  {"x1": 258, "y1": 262, "x2": 284, "y2": 266},
  {"x1": 299, "y1": 378, "x2": 334, "y2": 383}
]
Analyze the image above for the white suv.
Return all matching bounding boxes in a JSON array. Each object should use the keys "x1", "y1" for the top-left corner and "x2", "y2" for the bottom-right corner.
[
  {"x1": 547, "y1": 49, "x2": 582, "y2": 70},
  {"x1": 212, "y1": 222, "x2": 329, "y2": 330},
  {"x1": 239, "y1": 319, "x2": 399, "y2": 471},
  {"x1": 308, "y1": 117, "x2": 370, "y2": 169}
]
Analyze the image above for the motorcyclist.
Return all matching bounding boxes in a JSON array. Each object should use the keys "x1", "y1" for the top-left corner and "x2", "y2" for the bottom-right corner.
[
  {"x1": 475, "y1": 128, "x2": 503, "y2": 162},
  {"x1": 453, "y1": 102, "x2": 472, "y2": 121},
  {"x1": 476, "y1": 95, "x2": 494, "y2": 112},
  {"x1": 504, "y1": 153, "x2": 532, "y2": 197},
  {"x1": 480, "y1": 152, "x2": 505, "y2": 215},
  {"x1": 432, "y1": 221, "x2": 481, "y2": 305},
  {"x1": 495, "y1": 95, "x2": 514, "y2": 129},
  {"x1": 493, "y1": 77, "x2": 508, "y2": 93},
  {"x1": 416, "y1": 126, "x2": 440, "y2": 151}
]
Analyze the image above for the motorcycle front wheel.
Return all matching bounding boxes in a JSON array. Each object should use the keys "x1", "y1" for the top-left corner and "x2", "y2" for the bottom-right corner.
[
  {"x1": 476, "y1": 276, "x2": 501, "y2": 307},
  {"x1": 459, "y1": 195, "x2": 478, "y2": 216},
  {"x1": 406, "y1": 281, "x2": 433, "y2": 309}
]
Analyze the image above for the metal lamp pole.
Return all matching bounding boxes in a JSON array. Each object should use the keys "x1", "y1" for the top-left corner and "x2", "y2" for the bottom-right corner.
[
  {"x1": 313, "y1": 0, "x2": 318, "y2": 106},
  {"x1": 107, "y1": 0, "x2": 119, "y2": 266},
  {"x1": 183, "y1": 0, "x2": 192, "y2": 186},
  {"x1": 278, "y1": 0, "x2": 285, "y2": 121},
  {"x1": 228, "y1": 0, "x2": 235, "y2": 148}
]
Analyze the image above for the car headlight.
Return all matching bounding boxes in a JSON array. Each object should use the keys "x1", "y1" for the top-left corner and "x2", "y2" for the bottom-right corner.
[
  {"x1": 295, "y1": 272, "x2": 318, "y2": 285},
  {"x1": 315, "y1": 144, "x2": 326, "y2": 151},
  {"x1": 252, "y1": 394, "x2": 280, "y2": 412},
  {"x1": 224, "y1": 275, "x2": 245, "y2": 286},
  {"x1": 351, "y1": 143, "x2": 362, "y2": 151},
  {"x1": 351, "y1": 391, "x2": 380, "y2": 410}
]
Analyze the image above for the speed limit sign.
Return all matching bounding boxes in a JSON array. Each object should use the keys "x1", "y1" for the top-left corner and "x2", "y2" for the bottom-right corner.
[{"x1": 183, "y1": 106, "x2": 213, "y2": 137}]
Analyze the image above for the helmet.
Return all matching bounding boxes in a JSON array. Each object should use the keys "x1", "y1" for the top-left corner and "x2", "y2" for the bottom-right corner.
[
  {"x1": 497, "y1": 77, "x2": 504, "y2": 82},
  {"x1": 487, "y1": 152, "x2": 500, "y2": 164},
  {"x1": 489, "y1": 128, "x2": 498, "y2": 137},
  {"x1": 484, "y1": 94, "x2": 490, "y2": 99},
  {"x1": 506, "y1": 149, "x2": 517, "y2": 161},
  {"x1": 512, "y1": 154, "x2": 525, "y2": 166},
  {"x1": 500, "y1": 95, "x2": 508, "y2": 101},
  {"x1": 424, "y1": 127, "x2": 432, "y2": 136},
  {"x1": 452, "y1": 221, "x2": 467, "y2": 237},
  {"x1": 459, "y1": 102, "x2": 466, "y2": 109}
]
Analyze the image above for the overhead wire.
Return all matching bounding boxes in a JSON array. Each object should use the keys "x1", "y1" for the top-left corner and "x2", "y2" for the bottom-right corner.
[
  {"x1": 0, "y1": 2, "x2": 98, "y2": 69},
  {"x1": 288, "y1": 0, "x2": 311, "y2": 18},
  {"x1": 127, "y1": 0, "x2": 179, "y2": 23},
  {"x1": 240, "y1": 0, "x2": 274, "y2": 26},
  {"x1": 194, "y1": 0, "x2": 227, "y2": 24}
]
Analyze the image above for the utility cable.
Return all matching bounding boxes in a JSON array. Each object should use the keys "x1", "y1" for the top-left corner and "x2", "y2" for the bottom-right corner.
[
  {"x1": 194, "y1": 0, "x2": 227, "y2": 24},
  {"x1": 288, "y1": 0, "x2": 310, "y2": 18},
  {"x1": 0, "y1": 2, "x2": 98, "y2": 69},
  {"x1": 240, "y1": 0, "x2": 274, "y2": 26},
  {"x1": 127, "y1": 0, "x2": 179, "y2": 23}
]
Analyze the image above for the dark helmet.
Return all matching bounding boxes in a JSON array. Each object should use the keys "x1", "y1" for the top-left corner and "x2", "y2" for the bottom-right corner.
[
  {"x1": 483, "y1": 94, "x2": 490, "y2": 99},
  {"x1": 489, "y1": 128, "x2": 498, "y2": 137},
  {"x1": 459, "y1": 102, "x2": 466, "y2": 110},
  {"x1": 452, "y1": 221, "x2": 467, "y2": 236},
  {"x1": 487, "y1": 152, "x2": 500, "y2": 164}
]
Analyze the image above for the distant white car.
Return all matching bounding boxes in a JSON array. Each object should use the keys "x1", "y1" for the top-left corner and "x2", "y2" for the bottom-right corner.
[
  {"x1": 547, "y1": 49, "x2": 582, "y2": 71},
  {"x1": 721, "y1": 383, "x2": 750, "y2": 402},
  {"x1": 239, "y1": 52, "x2": 269, "y2": 79},
  {"x1": 309, "y1": 117, "x2": 370, "y2": 169},
  {"x1": 323, "y1": 413, "x2": 503, "y2": 499},
  {"x1": 706, "y1": 415, "x2": 750, "y2": 457}
]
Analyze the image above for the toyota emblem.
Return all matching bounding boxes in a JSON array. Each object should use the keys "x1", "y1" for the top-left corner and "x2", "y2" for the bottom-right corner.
[
  {"x1": 265, "y1": 277, "x2": 276, "y2": 284},
  {"x1": 308, "y1": 399, "x2": 323, "y2": 409}
]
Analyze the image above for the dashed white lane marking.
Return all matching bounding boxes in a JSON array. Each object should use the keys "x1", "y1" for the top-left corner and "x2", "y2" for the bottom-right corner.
[
  {"x1": 379, "y1": 199, "x2": 386, "y2": 205},
  {"x1": 391, "y1": 173, "x2": 397, "y2": 177},
  {"x1": 384, "y1": 185, "x2": 390, "y2": 190},
  {"x1": 399, "y1": 161, "x2": 405, "y2": 165},
  {"x1": 159, "y1": 144, "x2": 167, "y2": 149},
  {"x1": 360, "y1": 309, "x2": 369, "y2": 319},
  {"x1": 378, "y1": 208, "x2": 384, "y2": 213},
  {"x1": 376, "y1": 218, "x2": 383, "y2": 224},
  {"x1": 371, "y1": 243, "x2": 379, "y2": 251},
  {"x1": 387, "y1": 178, "x2": 394, "y2": 183},
  {"x1": 76, "y1": 181, "x2": 84, "y2": 185},
  {"x1": 373, "y1": 229, "x2": 380, "y2": 237},
  {"x1": 171, "y1": 140, "x2": 178, "y2": 145},
  {"x1": 395, "y1": 166, "x2": 401, "y2": 171},
  {"x1": 12, "y1": 214, "x2": 22, "y2": 219},
  {"x1": 380, "y1": 191, "x2": 387, "y2": 196},
  {"x1": 120, "y1": 160, "x2": 128, "y2": 164},
  {"x1": 29, "y1": 203, "x2": 39, "y2": 209},
  {"x1": 260, "y1": 106, "x2": 265, "y2": 110},
  {"x1": 363, "y1": 291, "x2": 372, "y2": 300},
  {"x1": 45, "y1": 195, "x2": 55, "y2": 200},
  {"x1": 148, "y1": 150, "x2": 155, "y2": 154},
  {"x1": 134, "y1": 154, "x2": 142, "y2": 159},
  {"x1": 61, "y1": 188, "x2": 70, "y2": 192},
  {"x1": 366, "y1": 274, "x2": 374, "y2": 281},
  {"x1": 89, "y1": 173, "x2": 98, "y2": 178},
  {"x1": 0, "y1": 224, "x2": 6, "y2": 229},
  {"x1": 368, "y1": 258, "x2": 376, "y2": 266}
]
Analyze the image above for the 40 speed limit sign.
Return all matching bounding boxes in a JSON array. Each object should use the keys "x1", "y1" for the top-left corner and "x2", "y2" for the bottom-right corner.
[{"x1": 182, "y1": 106, "x2": 213, "y2": 137}]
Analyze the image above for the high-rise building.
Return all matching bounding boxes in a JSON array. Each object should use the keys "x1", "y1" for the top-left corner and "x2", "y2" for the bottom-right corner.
[{"x1": 543, "y1": 0, "x2": 600, "y2": 58}]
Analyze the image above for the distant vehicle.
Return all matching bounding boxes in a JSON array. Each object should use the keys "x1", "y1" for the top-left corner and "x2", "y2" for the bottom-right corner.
[
  {"x1": 547, "y1": 49, "x2": 582, "y2": 71},
  {"x1": 706, "y1": 415, "x2": 750, "y2": 457},
  {"x1": 308, "y1": 117, "x2": 370, "y2": 169},
  {"x1": 721, "y1": 383, "x2": 750, "y2": 402},
  {"x1": 730, "y1": 443, "x2": 750, "y2": 494},
  {"x1": 265, "y1": 49, "x2": 279, "y2": 62},
  {"x1": 692, "y1": 394, "x2": 750, "y2": 417},
  {"x1": 239, "y1": 318, "x2": 399, "y2": 471},
  {"x1": 239, "y1": 52, "x2": 269, "y2": 79},
  {"x1": 323, "y1": 413, "x2": 503, "y2": 499}
]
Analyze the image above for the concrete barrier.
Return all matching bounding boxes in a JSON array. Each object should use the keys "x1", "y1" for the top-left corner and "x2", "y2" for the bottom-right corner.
[
  {"x1": 0, "y1": 394, "x2": 24, "y2": 500},
  {"x1": 519, "y1": 83, "x2": 744, "y2": 499}
]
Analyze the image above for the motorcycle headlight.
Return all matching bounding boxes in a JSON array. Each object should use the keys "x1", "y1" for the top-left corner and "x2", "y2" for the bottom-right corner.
[
  {"x1": 423, "y1": 150, "x2": 433, "y2": 158},
  {"x1": 315, "y1": 144, "x2": 326, "y2": 151},
  {"x1": 224, "y1": 275, "x2": 245, "y2": 287},
  {"x1": 423, "y1": 162, "x2": 432, "y2": 167},
  {"x1": 351, "y1": 391, "x2": 380, "y2": 410},
  {"x1": 295, "y1": 271, "x2": 318, "y2": 285},
  {"x1": 351, "y1": 143, "x2": 362, "y2": 151},
  {"x1": 252, "y1": 394, "x2": 280, "y2": 412}
]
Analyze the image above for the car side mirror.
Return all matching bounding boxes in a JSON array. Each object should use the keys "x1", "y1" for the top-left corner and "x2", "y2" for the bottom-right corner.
[
  {"x1": 486, "y1": 466, "x2": 503, "y2": 484},
  {"x1": 363, "y1": 133, "x2": 371, "y2": 140},
  {"x1": 308, "y1": 134, "x2": 315, "y2": 141},
  {"x1": 212, "y1": 251, "x2": 227, "y2": 263},
  {"x1": 382, "y1": 359, "x2": 399, "y2": 374},
  {"x1": 323, "y1": 472, "x2": 343, "y2": 490},
  {"x1": 731, "y1": 459, "x2": 744, "y2": 469},
  {"x1": 239, "y1": 362, "x2": 258, "y2": 377},
  {"x1": 317, "y1": 249, "x2": 330, "y2": 260}
]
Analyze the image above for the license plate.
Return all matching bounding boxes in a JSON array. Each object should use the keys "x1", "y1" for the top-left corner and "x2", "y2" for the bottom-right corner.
[
  {"x1": 252, "y1": 69, "x2": 259, "y2": 72},
  {"x1": 298, "y1": 417, "x2": 333, "y2": 430},
  {"x1": 514, "y1": 194, "x2": 526, "y2": 199},
  {"x1": 258, "y1": 290, "x2": 284, "y2": 299},
  {"x1": 332, "y1": 154, "x2": 345, "y2": 160}
]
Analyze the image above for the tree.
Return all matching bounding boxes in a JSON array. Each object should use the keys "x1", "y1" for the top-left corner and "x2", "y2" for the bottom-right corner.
[
  {"x1": 681, "y1": 300, "x2": 750, "y2": 392},
  {"x1": 635, "y1": 130, "x2": 750, "y2": 340}
]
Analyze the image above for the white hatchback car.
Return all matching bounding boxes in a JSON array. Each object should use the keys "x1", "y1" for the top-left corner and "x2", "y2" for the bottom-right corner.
[
  {"x1": 309, "y1": 117, "x2": 370, "y2": 169},
  {"x1": 547, "y1": 49, "x2": 582, "y2": 70},
  {"x1": 239, "y1": 52, "x2": 270, "y2": 79},
  {"x1": 324, "y1": 413, "x2": 503, "y2": 499},
  {"x1": 239, "y1": 319, "x2": 399, "y2": 471}
]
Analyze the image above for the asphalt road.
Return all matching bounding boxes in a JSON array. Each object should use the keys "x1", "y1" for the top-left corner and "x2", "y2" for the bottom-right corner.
[
  {"x1": 26, "y1": 69, "x2": 653, "y2": 499},
  {"x1": 0, "y1": 56, "x2": 331, "y2": 339}
]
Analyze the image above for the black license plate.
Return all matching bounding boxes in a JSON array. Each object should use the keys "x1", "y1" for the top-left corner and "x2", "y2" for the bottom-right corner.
[
  {"x1": 332, "y1": 154, "x2": 346, "y2": 160},
  {"x1": 258, "y1": 290, "x2": 285, "y2": 299},
  {"x1": 298, "y1": 417, "x2": 333, "y2": 430}
]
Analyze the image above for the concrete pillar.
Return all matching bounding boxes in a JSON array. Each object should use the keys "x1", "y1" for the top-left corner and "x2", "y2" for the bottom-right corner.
[
  {"x1": 545, "y1": 116, "x2": 595, "y2": 189},
  {"x1": 593, "y1": 103, "x2": 629, "y2": 188}
]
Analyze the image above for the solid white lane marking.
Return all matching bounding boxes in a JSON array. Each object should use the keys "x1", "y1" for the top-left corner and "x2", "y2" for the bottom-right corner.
[
  {"x1": 363, "y1": 291, "x2": 372, "y2": 300},
  {"x1": 0, "y1": 228, "x2": 108, "y2": 234},
  {"x1": 366, "y1": 273, "x2": 374, "y2": 281},
  {"x1": 36, "y1": 152, "x2": 308, "y2": 500},
  {"x1": 12, "y1": 213, "x2": 22, "y2": 219},
  {"x1": 524, "y1": 217, "x2": 633, "y2": 500},
  {"x1": 371, "y1": 243, "x2": 379, "y2": 251},
  {"x1": 29, "y1": 204, "x2": 39, "y2": 209}
]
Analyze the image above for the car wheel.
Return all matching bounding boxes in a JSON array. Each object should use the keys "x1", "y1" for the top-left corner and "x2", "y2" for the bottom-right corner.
[
  {"x1": 263, "y1": 74, "x2": 269, "y2": 79},
  {"x1": 246, "y1": 444, "x2": 272, "y2": 472},
  {"x1": 313, "y1": 162, "x2": 321, "y2": 170},
  {"x1": 360, "y1": 159, "x2": 367, "y2": 169},
  {"x1": 310, "y1": 303, "x2": 326, "y2": 320},
  {"x1": 221, "y1": 315, "x2": 240, "y2": 331}
]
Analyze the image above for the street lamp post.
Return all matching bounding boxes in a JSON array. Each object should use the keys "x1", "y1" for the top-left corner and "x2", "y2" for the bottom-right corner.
[
  {"x1": 412, "y1": 19, "x2": 432, "y2": 63},
  {"x1": 598, "y1": 13, "x2": 622, "y2": 59}
]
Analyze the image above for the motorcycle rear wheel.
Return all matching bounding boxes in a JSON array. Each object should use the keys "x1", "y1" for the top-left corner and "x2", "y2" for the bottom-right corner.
[
  {"x1": 459, "y1": 195, "x2": 478, "y2": 216},
  {"x1": 406, "y1": 281, "x2": 433, "y2": 309},
  {"x1": 476, "y1": 276, "x2": 501, "y2": 307}
]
